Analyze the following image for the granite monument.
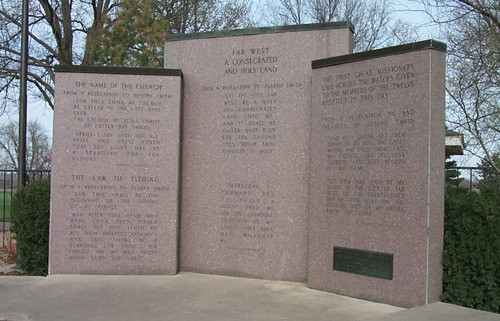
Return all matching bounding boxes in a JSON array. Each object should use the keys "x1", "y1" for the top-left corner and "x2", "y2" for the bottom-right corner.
[
  {"x1": 307, "y1": 40, "x2": 446, "y2": 307},
  {"x1": 49, "y1": 66, "x2": 182, "y2": 275},
  {"x1": 164, "y1": 23, "x2": 353, "y2": 281}
]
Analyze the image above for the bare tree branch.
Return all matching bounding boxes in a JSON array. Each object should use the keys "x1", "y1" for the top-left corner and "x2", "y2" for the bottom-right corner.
[
  {"x1": 266, "y1": 0, "x2": 418, "y2": 52},
  {"x1": 418, "y1": 0, "x2": 499, "y2": 172},
  {"x1": 0, "y1": 120, "x2": 51, "y2": 170}
]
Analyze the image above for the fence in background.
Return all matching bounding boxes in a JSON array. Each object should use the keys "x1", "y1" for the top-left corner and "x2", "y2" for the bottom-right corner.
[{"x1": 451, "y1": 166, "x2": 485, "y2": 191}]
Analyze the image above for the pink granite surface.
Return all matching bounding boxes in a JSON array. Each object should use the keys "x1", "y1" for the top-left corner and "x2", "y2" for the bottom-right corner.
[
  {"x1": 49, "y1": 70, "x2": 182, "y2": 275},
  {"x1": 165, "y1": 26, "x2": 352, "y2": 281},
  {"x1": 308, "y1": 48, "x2": 445, "y2": 307}
]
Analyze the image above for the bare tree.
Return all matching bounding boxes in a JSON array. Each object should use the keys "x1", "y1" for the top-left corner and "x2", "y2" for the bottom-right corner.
[
  {"x1": 0, "y1": 0, "x2": 116, "y2": 119},
  {"x1": 270, "y1": 0, "x2": 307, "y2": 25},
  {"x1": 0, "y1": 0, "x2": 252, "y2": 113},
  {"x1": 267, "y1": 0, "x2": 419, "y2": 51},
  {"x1": 417, "y1": 0, "x2": 499, "y2": 173},
  {"x1": 0, "y1": 120, "x2": 52, "y2": 170},
  {"x1": 0, "y1": 0, "x2": 116, "y2": 113}
]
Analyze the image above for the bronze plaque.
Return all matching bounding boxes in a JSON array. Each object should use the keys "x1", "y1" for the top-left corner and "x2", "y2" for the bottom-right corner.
[{"x1": 333, "y1": 247, "x2": 393, "y2": 280}]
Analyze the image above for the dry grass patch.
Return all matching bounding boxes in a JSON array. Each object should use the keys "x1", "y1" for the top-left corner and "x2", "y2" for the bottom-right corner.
[{"x1": 0, "y1": 230, "x2": 17, "y2": 266}]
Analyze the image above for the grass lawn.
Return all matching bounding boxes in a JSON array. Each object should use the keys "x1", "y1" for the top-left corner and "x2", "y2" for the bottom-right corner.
[{"x1": 0, "y1": 190, "x2": 13, "y2": 223}]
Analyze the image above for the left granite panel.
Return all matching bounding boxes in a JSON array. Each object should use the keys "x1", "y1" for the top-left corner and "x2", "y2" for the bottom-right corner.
[{"x1": 49, "y1": 66, "x2": 182, "y2": 275}]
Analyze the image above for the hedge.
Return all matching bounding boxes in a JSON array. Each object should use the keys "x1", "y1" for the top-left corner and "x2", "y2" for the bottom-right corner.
[
  {"x1": 11, "y1": 180, "x2": 51, "y2": 276},
  {"x1": 442, "y1": 187, "x2": 500, "y2": 313}
]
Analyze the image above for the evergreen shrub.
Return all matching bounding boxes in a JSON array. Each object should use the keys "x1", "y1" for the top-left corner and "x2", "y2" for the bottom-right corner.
[
  {"x1": 11, "y1": 180, "x2": 50, "y2": 276},
  {"x1": 442, "y1": 187, "x2": 500, "y2": 313}
]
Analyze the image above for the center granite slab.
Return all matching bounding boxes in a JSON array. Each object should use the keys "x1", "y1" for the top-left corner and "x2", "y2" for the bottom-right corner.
[{"x1": 164, "y1": 22, "x2": 354, "y2": 282}]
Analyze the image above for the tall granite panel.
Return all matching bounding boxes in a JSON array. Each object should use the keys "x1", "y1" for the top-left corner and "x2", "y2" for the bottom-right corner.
[
  {"x1": 49, "y1": 66, "x2": 182, "y2": 275},
  {"x1": 308, "y1": 40, "x2": 446, "y2": 307},
  {"x1": 165, "y1": 23, "x2": 353, "y2": 281}
]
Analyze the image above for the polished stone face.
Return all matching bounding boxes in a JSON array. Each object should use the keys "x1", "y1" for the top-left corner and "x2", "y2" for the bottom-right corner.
[
  {"x1": 49, "y1": 67, "x2": 182, "y2": 275},
  {"x1": 49, "y1": 32, "x2": 446, "y2": 310},
  {"x1": 308, "y1": 43, "x2": 446, "y2": 308},
  {"x1": 165, "y1": 24, "x2": 353, "y2": 282}
]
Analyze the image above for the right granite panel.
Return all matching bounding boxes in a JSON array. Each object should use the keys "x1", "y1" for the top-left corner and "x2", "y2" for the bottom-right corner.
[{"x1": 308, "y1": 40, "x2": 446, "y2": 308}]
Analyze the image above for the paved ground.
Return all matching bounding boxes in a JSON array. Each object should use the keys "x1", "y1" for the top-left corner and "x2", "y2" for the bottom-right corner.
[
  {"x1": 368, "y1": 303, "x2": 500, "y2": 321},
  {"x1": 0, "y1": 272, "x2": 498, "y2": 321}
]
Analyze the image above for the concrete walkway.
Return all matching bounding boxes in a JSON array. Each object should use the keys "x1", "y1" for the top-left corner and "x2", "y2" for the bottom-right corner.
[{"x1": 0, "y1": 272, "x2": 498, "y2": 321}]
